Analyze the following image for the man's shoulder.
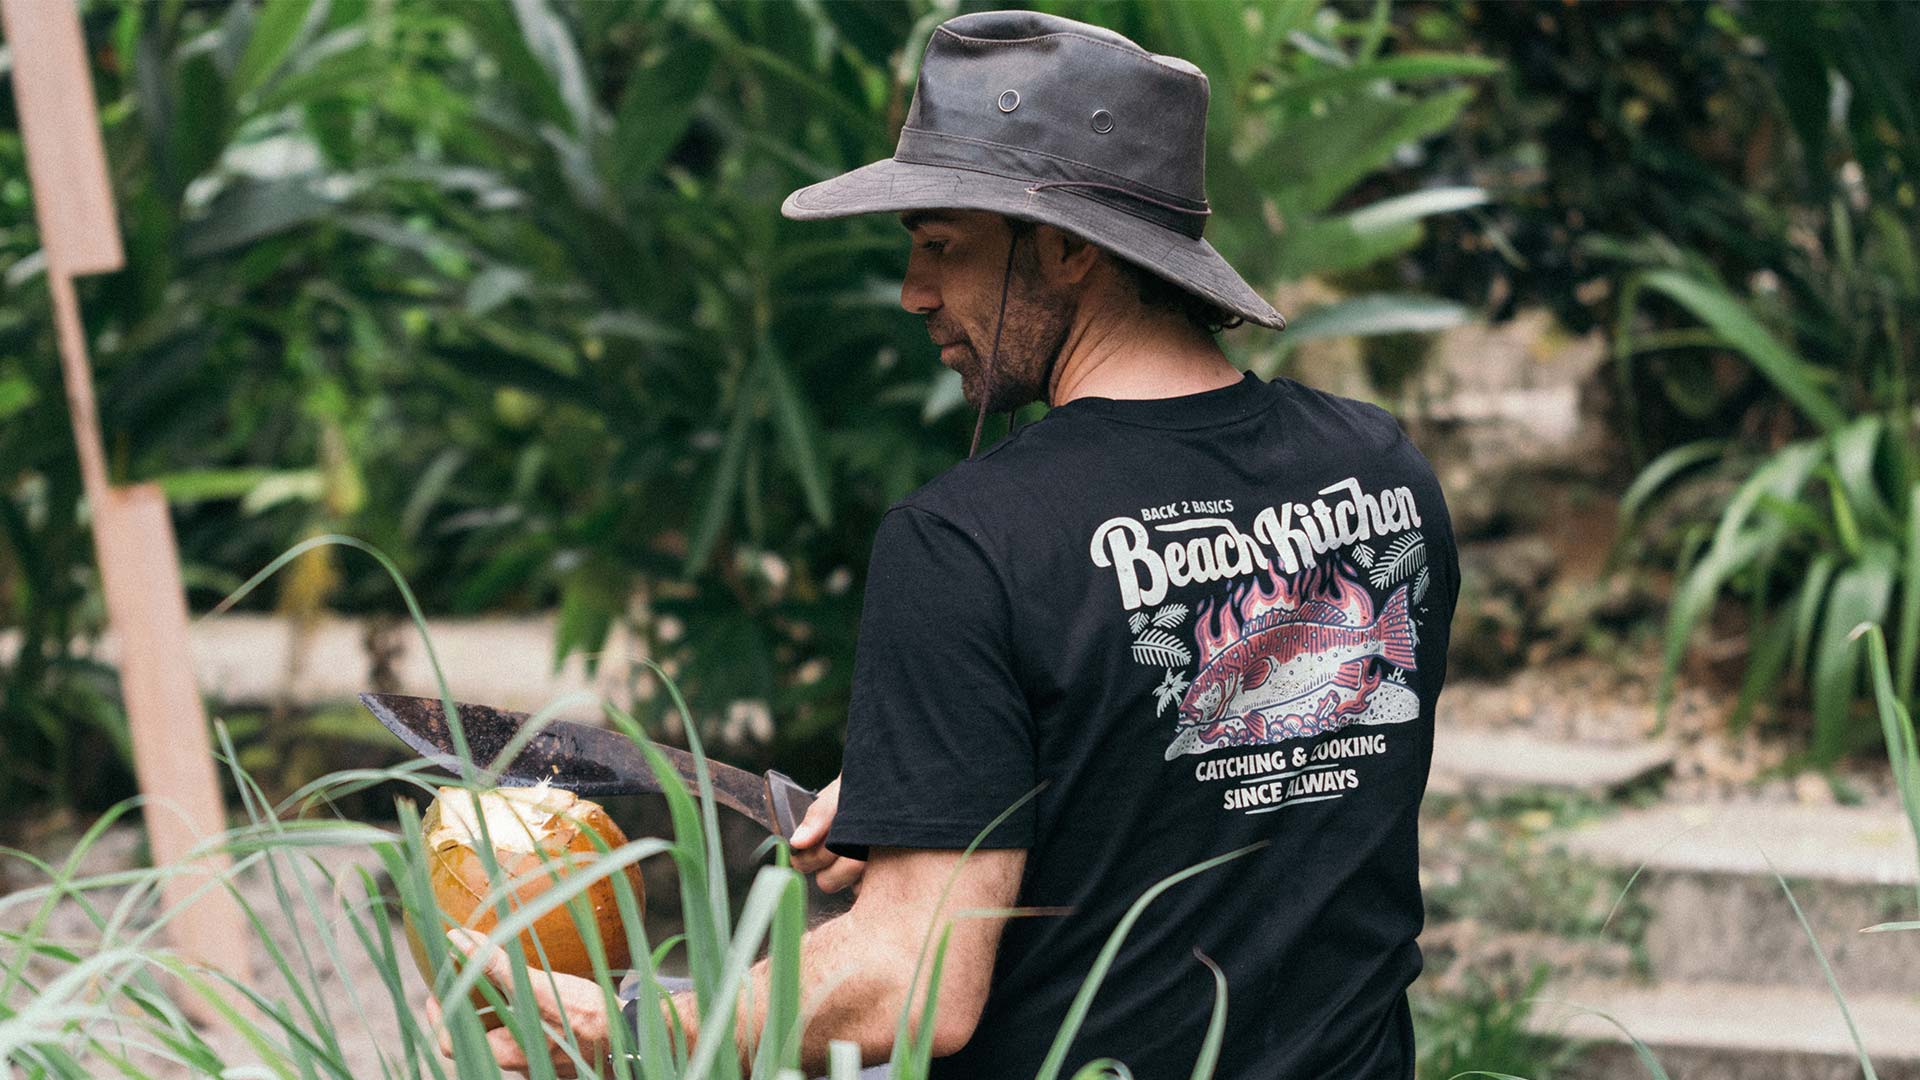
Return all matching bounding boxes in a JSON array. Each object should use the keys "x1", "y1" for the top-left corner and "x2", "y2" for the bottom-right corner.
[
  {"x1": 1269, "y1": 374, "x2": 1410, "y2": 452},
  {"x1": 888, "y1": 415, "x2": 1077, "y2": 527}
]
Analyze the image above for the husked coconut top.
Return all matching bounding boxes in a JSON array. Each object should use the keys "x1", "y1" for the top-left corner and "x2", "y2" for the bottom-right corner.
[{"x1": 430, "y1": 782, "x2": 579, "y2": 854}]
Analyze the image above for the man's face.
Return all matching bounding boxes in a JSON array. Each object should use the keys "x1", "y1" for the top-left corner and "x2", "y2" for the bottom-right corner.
[{"x1": 898, "y1": 208, "x2": 1079, "y2": 412}]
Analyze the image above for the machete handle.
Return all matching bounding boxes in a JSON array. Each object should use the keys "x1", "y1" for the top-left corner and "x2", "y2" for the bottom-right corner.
[{"x1": 763, "y1": 770, "x2": 817, "y2": 841}]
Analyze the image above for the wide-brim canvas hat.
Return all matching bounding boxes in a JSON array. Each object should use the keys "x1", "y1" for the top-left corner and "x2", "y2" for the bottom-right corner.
[{"x1": 780, "y1": 9, "x2": 1287, "y2": 332}]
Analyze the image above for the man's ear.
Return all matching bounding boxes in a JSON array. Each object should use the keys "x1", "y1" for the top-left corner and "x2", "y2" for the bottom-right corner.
[{"x1": 1037, "y1": 224, "x2": 1101, "y2": 286}]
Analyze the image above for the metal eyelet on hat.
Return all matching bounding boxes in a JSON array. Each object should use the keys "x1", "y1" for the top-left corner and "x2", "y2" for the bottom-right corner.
[
  {"x1": 1091, "y1": 109, "x2": 1114, "y2": 133},
  {"x1": 998, "y1": 89, "x2": 1019, "y2": 112}
]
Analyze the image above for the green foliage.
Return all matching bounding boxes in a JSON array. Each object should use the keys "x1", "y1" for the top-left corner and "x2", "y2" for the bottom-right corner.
[
  {"x1": 0, "y1": 535, "x2": 1259, "y2": 1078},
  {"x1": 1391, "y1": 1, "x2": 1777, "y2": 335},
  {"x1": 1412, "y1": 966, "x2": 1582, "y2": 1080},
  {"x1": 0, "y1": 0, "x2": 1493, "y2": 819},
  {"x1": 1607, "y1": 3, "x2": 1920, "y2": 761},
  {"x1": 1854, "y1": 624, "x2": 1920, "y2": 919}
]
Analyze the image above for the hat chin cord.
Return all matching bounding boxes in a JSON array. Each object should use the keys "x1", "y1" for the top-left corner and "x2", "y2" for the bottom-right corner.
[{"x1": 968, "y1": 227, "x2": 1019, "y2": 459}]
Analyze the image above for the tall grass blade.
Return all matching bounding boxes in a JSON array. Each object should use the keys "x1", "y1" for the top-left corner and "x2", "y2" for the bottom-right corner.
[
  {"x1": 886, "y1": 783, "x2": 1047, "y2": 1076},
  {"x1": 1898, "y1": 483, "x2": 1920, "y2": 700},
  {"x1": 1185, "y1": 949, "x2": 1229, "y2": 1080},
  {"x1": 1032, "y1": 842, "x2": 1265, "y2": 1080},
  {"x1": 1634, "y1": 270, "x2": 1847, "y2": 433},
  {"x1": 1767, "y1": 855, "x2": 1879, "y2": 1080},
  {"x1": 1852, "y1": 623, "x2": 1920, "y2": 913}
]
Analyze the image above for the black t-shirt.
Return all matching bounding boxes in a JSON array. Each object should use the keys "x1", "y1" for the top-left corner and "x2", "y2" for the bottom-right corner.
[{"x1": 826, "y1": 370, "x2": 1458, "y2": 1080}]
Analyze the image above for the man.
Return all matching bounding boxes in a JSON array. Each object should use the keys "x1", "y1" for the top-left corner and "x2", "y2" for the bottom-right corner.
[{"x1": 436, "y1": 9, "x2": 1458, "y2": 1078}]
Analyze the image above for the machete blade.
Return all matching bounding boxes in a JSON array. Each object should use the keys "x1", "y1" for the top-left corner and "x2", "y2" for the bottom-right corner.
[{"x1": 357, "y1": 692, "x2": 810, "y2": 836}]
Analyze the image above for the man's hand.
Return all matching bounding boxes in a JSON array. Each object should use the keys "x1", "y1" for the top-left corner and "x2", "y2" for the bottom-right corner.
[
  {"x1": 423, "y1": 928, "x2": 612, "y2": 1077},
  {"x1": 789, "y1": 774, "x2": 867, "y2": 894}
]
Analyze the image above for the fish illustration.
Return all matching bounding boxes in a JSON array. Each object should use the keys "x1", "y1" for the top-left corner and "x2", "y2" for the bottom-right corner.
[{"x1": 1176, "y1": 584, "x2": 1417, "y2": 740}]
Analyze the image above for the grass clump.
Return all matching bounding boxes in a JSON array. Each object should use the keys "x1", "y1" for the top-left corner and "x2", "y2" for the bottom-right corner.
[{"x1": 1, "y1": 537, "x2": 1261, "y2": 1079}]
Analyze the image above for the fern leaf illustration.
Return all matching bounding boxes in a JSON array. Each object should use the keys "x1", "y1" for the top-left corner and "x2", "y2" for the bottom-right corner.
[
  {"x1": 1151, "y1": 603, "x2": 1189, "y2": 629},
  {"x1": 1131, "y1": 628, "x2": 1192, "y2": 667},
  {"x1": 1129, "y1": 611, "x2": 1150, "y2": 635},
  {"x1": 1351, "y1": 543, "x2": 1376, "y2": 569},
  {"x1": 1152, "y1": 669, "x2": 1190, "y2": 716},
  {"x1": 1413, "y1": 565, "x2": 1430, "y2": 605},
  {"x1": 1369, "y1": 533, "x2": 1426, "y2": 590}
]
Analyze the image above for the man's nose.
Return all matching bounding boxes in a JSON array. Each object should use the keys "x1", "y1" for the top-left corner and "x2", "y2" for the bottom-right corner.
[{"x1": 900, "y1": 254, "x2": 939, "y2": 315}]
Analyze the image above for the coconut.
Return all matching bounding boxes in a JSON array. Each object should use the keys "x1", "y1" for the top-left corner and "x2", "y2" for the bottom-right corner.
[{"x1": 405, "y1": 783, "x2": 644, "y2": 1021}]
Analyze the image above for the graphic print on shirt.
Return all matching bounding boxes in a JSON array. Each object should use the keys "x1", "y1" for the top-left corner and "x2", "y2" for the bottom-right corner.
[
  {"x1": 1161, "y1": 558, "x2": 1420, "y2": 758},
  {"x1": 1089, "y1": 476, "x2": 1437, "y2": 814}
]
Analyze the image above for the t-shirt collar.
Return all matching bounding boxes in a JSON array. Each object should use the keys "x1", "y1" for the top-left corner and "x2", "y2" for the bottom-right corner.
[{"x1": 1051, "y1": 369, "x2": 1270, "y2": 429}]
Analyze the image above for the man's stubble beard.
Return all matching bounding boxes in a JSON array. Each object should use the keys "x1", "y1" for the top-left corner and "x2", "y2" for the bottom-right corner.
[{"x1": 961, "y1": 269, "x2": 1078, "y2": 414}]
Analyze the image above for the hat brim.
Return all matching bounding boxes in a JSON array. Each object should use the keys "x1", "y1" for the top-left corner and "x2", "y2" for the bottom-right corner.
[{"x1": 782, "y1": 157, "x2": 1287, "y2": 331}]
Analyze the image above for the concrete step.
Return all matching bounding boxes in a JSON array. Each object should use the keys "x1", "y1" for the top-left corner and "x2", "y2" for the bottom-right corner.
[
  {"x1": 1428, "y1": 727, "x2": 1676, "y2": 797},
  {"x1": 1550, "y1": 802, "x2": 1920, "y2": 994},
  {"x1": 0, "y1": 613, "x2": 655, "y2": 721},
  {"x1": 1534, "y1": 979, "x2": 1920, "y2": 1080}
]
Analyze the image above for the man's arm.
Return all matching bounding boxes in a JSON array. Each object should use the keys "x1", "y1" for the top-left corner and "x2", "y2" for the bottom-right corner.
[{"x1": 667, "y1": 844, "x2": 1026, "y2": 1075}]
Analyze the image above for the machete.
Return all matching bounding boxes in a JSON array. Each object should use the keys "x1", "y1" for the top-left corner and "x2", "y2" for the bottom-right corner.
[{"x1": 357, "y1": 692, "x2": 817, "y2": 840}]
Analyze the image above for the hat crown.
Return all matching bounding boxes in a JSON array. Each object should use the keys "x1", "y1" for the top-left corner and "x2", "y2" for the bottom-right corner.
[{"x1": 897, "y1": 11, "x2": 1212, "y2": 237}]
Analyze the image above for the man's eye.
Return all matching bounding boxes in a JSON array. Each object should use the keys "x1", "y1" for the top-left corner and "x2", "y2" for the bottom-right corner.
[{"x1": 917, "y1": 240, "x2": 947, "y2": 254}]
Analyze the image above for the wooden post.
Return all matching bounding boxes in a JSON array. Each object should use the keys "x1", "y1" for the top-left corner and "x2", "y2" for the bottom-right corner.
[{"x1": 2, "y1": 0, "x2": 251, "y2": 1021}]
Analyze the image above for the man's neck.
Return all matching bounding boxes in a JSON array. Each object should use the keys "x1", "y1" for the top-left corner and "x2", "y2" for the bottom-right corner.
[{"x1": 1046, "y1": 311, "x2": 1239, "y2": 406}]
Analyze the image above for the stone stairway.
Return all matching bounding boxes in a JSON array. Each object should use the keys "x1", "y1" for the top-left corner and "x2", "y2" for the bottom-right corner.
[{"x1": 1423, "y1": 724, "x2": 1920, "y2": 1079}]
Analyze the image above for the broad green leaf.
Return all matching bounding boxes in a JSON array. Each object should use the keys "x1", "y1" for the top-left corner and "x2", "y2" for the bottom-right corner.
[
  {"x1": 583, "y1": 310, "x2": 692, "y2": 347},
  {"x1": 1829, "y1": 416, "x2": 1897, "y2": 535},
  {"x1": 153, "y1": 467, "x2": 282, "y2": 506},
  {"x1": 1709, "y1": 442, "x2": 1822, "y2": 552},
  {"x1": 1617, "y1": 439, "x2": 1728, "y2": 534},
  {"x1": 238, "y1": 469, "x2": 327, "y2": 515},
  {"x1": 553, "y1": 560, "x2": 621, "y2": 676},
  {"x1": 1252, "y1": 86, "x2": 1475, "y2": 216},
  {"x1": 252, "y1": 34, "x2": 383, "y2": 114},
  {"x1": 508, "y1": 0, "x2": 595, "y2": 138},
  {"x1": 1635, "y1": 270, "x2": 1848, "y2": 433},
  {"x1": 1731, "y1": 611, "x2": 1793, "y2": 732},
  {"x1": 1269, "y1": 215, "x2": 1423, "y2": 281},
  {"x1": 464, "y1": 266, "x2": 532, "y2": 318},
  {"x1": 1277, "y1": 295, "x2": 1468, "y2": 342},
  {"x1": 233, "y1": 0, "x2": 320, "y2": 102},
  {"x1": 1654, "y1": 442, "x2": 1821, "y2": 718},
  {"x1": 1901, "y1": 483, "x2": 1920, "y2": 700},
  {"x1": 1811, "y1": 551, "x2": 1897, "y2": 762},
  {"x1": 1346, "y1": 186, "x2": 1489, "y2": 233},
  {"x1": 1789, "y1": 553, "x2": 1839, "y2": 682},
  {"x1": 760, "y1": 334, "x2": 832, "y2": 527},
  {"x1": 460, "y1": 0, "x2": 575, "y2": 133},
  {"x1": 684, "y1": 386, "x2": 757, "y2": 576},
  {"x1": 1658, "y1": 529, "x2": 1768, "y2": 715},
  {"x1": 613, "y1": 36, "x2": 716, "y2": 188},
  {"x1": 1854, "y1": 623, "x2": 1920, "y2": 912},
  {"x1": 1870, "y1": 207, "x2": 1920, "y2": 298},
  {"x1": 171, "y1": 51, "x2": 235, "y2": 187},
  {"x1": 1266, "y1": 53, "x2": 1502, "y2": 111},
  {"x1": 182, "y1": 177, "x2": 339, "y2": 258}
]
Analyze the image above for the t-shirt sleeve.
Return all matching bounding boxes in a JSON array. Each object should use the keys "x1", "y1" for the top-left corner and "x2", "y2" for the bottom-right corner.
[{"x1": 824, "y1": 504, "x2": 1037, "y2": 861}]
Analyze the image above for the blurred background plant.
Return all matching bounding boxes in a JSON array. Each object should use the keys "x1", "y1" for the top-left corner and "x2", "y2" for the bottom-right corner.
[
  {"x1": 1379, "y1": 0, "x2": 1918, "y2": 765},
  {"x1": 1600, "y1": 2, "x2": 1919, "y2": 764},
  {"x1": 0, "y1": 0, "x2": 1495, "y2": 819}
]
